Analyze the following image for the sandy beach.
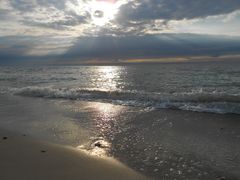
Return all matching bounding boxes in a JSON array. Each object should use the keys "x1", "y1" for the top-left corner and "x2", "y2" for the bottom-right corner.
[
  {"x1": 0, "y1": 129, "x2": 147, "y2": 180},
  {"x1": 0, "y1": 95, "x2": 239, "y2": 179}
]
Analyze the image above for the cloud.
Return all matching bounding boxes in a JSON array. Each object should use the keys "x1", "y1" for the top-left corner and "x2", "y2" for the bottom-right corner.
[
  {"x1": 9, "y1": 0, "x2": 66, "y2": 11},
  {"x1": 1, "y1": 33, "x2": 240, "y2": 64},
  {"x1": 60, "y1": 33, "x2": 240, "y2": 61},
  {"x1": 1, "y1": 0, "x2": 240, "y2": 64},
  {"x1": 1, "y1": 0, "x2": 90, "y2": 32},
  {"x1": 117, "y1": 0, "x2": 240, "y2": 21},
  {"x1": 2, "y1": 0, "x2": 240, "y2": 36},
  {"x1": 110, "y1": 0, "x2": 240, "y2": 34},
  {"x1": 0, "y1": 35, "x2": 75, "y2": 63}
]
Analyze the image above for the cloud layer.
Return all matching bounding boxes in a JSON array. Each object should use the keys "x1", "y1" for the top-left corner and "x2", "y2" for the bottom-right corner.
[
  {"x1": 61, "y1": 34, "x2": 240, "y2": 61},
  {"x1": 0, "y1": 0, "x2": 240, "y2": 63},
  {"x1": 1, "y1": 0, "x2": 240, "y2": 36},
  {"x1": 118, "y1": 0, "x2": 240, "y2": 21},
  {"x1": 2, "y1": 33, "x2": 239, "y2": 64}
]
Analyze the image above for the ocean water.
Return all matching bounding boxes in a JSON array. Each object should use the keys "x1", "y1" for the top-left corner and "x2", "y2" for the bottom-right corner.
[
  {"x1": 0, "y1": 61, "x2": 240, "y2": 114},
  {"x1": 0, "y1": 61, "x2": 240, "y2": 179}
]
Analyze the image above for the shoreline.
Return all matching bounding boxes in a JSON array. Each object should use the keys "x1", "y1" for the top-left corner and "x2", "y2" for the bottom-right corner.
[
  {"x1": 0, "y1": 95, "x2": 239, "y2": 179},
  {"x1": 0, "y1": 128, "x2": 147, "y2": 180}
]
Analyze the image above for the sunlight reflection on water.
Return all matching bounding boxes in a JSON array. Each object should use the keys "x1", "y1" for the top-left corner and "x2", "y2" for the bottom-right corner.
[{"x1": 94, "y1": 66, "x2": 123, "y2": 91}]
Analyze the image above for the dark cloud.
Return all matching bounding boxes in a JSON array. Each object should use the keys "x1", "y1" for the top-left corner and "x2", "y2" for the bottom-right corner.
[
  {"x1": 117, "y1": 0, "x2": 240, "y2": 22},
  {"x1": 111, "y1": 0, "x2": 240, "y2": 35},
  {"x1": 60, "y1": 34, "x2": 240, "y2": 61},
  {"x1": 0, "y1": 36, "x2": 36, "y2": 63},
  {"x1": 1, "y1": 34, "x2": 240, "y2": 64},
  {"x1": 0, "y1": 35, "x2": 73, "y2": 64}
]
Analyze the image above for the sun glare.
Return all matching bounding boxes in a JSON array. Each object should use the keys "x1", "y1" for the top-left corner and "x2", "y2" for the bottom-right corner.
[
  {"x1": 96, "y1": 66, "x2": 120, "y2": 91},
  {"x1": 87, "y1": 0, "x2": 121, "y2": 26}
]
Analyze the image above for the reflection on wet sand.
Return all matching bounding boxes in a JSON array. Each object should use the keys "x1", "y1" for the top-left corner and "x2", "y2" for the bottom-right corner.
[
  {"x1": 77, "y1": 137, "x2": 111, "y2": 157},
  {"x1": 77, "y1": 102, "x2": 124, "y2": 157}
]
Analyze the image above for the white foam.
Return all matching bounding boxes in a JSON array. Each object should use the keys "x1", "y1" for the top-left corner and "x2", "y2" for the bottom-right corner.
[{"x1": 12, "y1": 86, "x2": 240, "y2": 114}]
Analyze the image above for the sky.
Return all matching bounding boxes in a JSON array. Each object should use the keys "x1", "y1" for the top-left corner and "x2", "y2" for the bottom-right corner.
[{"x1": 0, "y1": 0, "x2": 240, "y2": 64}]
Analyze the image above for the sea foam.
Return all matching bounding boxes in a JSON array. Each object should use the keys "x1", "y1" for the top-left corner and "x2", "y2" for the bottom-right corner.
[{"x1": 12, "y1": 86, "x2": 240, "y2": 114}]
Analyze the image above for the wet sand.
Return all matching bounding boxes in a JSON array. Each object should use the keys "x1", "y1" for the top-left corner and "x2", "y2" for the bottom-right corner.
[
  {"x1": 0, "y1": 95, "x2": 240, "y2": 179},
  {"x1": 110, "y1": 109, "x2": 240, "y2": 180},
  {"x1": 0, "y1": 129, "x2": 147, "y2": 180}
]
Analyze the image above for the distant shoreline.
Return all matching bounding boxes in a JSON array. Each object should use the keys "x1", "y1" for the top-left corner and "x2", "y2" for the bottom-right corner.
[{"x1": 1, "y1": 54, "x2": 240, "y2": 66}]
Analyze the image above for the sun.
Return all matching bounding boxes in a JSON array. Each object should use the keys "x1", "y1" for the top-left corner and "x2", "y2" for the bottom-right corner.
[{"x1": 87, "y1": 0, "x2": 121, "y2": 26}]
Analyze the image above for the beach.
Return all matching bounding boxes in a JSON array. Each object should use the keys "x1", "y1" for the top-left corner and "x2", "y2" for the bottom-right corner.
[
  {"x1": 0, "y1": 94, "x2": 240, "y2": 179},
  {"x1": 0, "y1": 128, "x2": 146, "y2": 180},
  {"x1": 0, "y1": 63, "x2": 239, "y2": 179}
]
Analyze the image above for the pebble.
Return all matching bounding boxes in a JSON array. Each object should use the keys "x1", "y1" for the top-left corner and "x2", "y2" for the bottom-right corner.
[
  {"x1": 178, "y1": 157, "x2": 184, "y2": 161},
  {"x1": 218, "y1": 177, "x2": 226, "y2": 180},
  {"x1": 94, "y1": 142, "x2": 102, "y2": 147},
  {"x1": 153, "y1": 168, "x2": 159, "y2": 172}
]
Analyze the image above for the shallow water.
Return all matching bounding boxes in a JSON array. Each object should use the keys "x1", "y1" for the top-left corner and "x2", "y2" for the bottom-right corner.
[{"x1": 1, "y1": 61, "x2": 240, "y2": 114}]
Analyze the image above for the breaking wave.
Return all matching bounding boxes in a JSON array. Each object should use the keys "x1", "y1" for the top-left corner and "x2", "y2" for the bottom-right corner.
[{"x1": 12, "y1": 86, "x2": 240, "y2": 114}]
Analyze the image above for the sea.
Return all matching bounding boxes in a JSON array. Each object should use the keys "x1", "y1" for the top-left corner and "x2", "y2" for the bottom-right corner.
[{"x1": 0, "y1": 61, "x2": 240, "y2": 179}]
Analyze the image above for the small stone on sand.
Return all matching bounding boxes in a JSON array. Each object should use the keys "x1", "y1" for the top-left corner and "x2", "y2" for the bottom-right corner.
[
  {"x1": 95, "y1": 142, "x2": 102, "y2": 147},
  {"x1": 218, "y1": 177, "x2": 226, "y2": 180}
]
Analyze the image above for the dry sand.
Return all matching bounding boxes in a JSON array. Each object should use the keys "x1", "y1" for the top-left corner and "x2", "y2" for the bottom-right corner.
[{"x1": 0, "y1": 129, "x2": 147, "y2": 180}]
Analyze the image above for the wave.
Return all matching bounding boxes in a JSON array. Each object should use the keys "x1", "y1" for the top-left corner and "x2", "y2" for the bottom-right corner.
[{"x1": 12, "y1": 86, "x2": 240, "y2": 114}]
